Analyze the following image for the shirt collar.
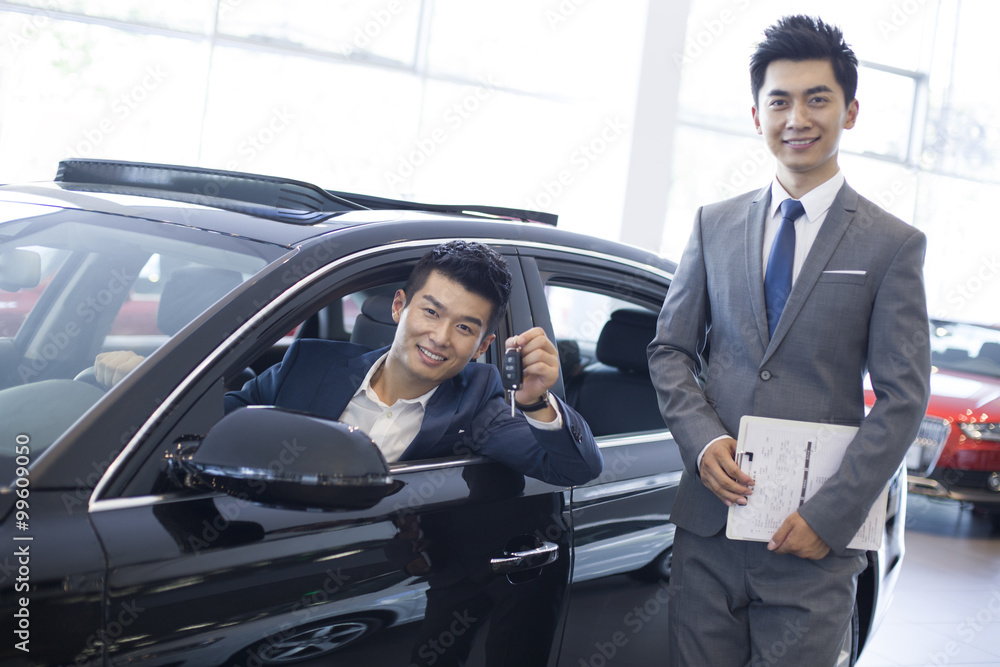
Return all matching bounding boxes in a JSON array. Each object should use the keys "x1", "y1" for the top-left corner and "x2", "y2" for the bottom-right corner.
[
  {"x1": 354, "y1": 352, "x2": 438, "y2": 408},
  {"x1": 768, "y1": 171, "x2": 845, "y2": 222}
]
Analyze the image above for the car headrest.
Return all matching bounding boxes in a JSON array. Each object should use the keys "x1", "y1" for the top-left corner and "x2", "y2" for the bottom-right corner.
[
  {"x1": 936, "y1": 348, "x2": 970, "y2": 363},
  {"x1": 979, "y1": 342, "x2": 1000, "y2": 366},
  {"x1": 157, "y1": 266, "x2": 244, "y2": 336},
  {"x1": 595, "y1": 309, "x2": 657, "y2": 374},
  {"x1": 350, "y1": 293, "x2": 397, "y2": 350},
  {"x1": 0, "y1": 249, "x2": 41, "y2": 292}
]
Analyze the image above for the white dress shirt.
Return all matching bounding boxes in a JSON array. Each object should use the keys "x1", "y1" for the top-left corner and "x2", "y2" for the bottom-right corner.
[
  {"x1": 338, "y1": 353, "x2": 438, "y2": 462},
  {"x1": 338, "y1": 352, "x2": 562, "y2": 462}
]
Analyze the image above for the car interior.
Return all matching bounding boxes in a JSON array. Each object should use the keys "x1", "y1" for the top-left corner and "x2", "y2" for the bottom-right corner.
[
  {"x1": 268, "y1": 282, "x2": 665, "y2": 440},
  {"x1": 564, "y1": 308, "x2": 662, "y2": 437},
  {"x1": 929, "y1": 319, "x2": 1000, "y2": 379}
]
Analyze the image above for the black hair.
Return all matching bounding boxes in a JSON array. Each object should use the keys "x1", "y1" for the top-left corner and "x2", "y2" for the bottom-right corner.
[
  {"x1": 750, "y1": 15, "x2": 858, "y2": 107},
  {"x1": 404, "y1": 240, "x2": 512, "y2": 335}
]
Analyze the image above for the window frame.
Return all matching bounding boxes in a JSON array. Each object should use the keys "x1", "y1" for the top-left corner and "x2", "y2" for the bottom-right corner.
[
  {"x1": 93, "y1": 238, "x2": 530, "y2": 506},
  {"x1": 516, "y1": 245, "x2": 671, "y2": 441}
]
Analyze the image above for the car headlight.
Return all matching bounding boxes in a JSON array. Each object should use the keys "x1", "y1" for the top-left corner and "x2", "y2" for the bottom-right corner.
[
  {"x1": 906, "y1": 416, "x2": 950, "y2": 475},
  {"x1": 958, "y1": 422, "x2": 1000, "y2": 443},
  {"x1": 989, "y1": 472, "x2": 1000, "y2": 492}
]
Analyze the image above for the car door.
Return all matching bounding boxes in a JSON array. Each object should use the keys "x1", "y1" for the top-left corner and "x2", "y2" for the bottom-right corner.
[
  {"x1": 87, "y1": 237, "x2": 575, "y2": 666},
  {"x1": 513, "y1": 246, "x2": 685, "y2": 665}
]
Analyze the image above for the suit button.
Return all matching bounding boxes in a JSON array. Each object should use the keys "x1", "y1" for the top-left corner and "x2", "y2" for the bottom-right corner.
[{"x1": 760, "y1": 370, "x2": 772, "y2": 381}]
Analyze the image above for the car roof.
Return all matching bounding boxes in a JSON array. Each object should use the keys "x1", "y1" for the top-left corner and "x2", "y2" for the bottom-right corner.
[
  {"x1": 0, "y1": 159, "x2": 675, "y2": 275},
  {"x1": 0, "y1": 181, "x2": 483, "y2": 249}
]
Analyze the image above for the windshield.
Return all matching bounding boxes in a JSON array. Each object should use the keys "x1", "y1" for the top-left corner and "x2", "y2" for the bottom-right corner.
[
  {"x1": 0, "y1": 202, "x2": 278, "y2": 473},
  {"x1": 930, "y1": 319, "x2": 1000, "y2": 380}
]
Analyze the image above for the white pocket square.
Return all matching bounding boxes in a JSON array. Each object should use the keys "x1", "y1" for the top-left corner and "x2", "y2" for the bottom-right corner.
[{"x1": 823, "y1": 270, "x2": 866, "y2": 275}]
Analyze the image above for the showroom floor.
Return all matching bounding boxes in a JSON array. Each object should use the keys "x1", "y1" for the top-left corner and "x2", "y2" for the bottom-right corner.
[{"x1": 856, "y1": 495, "x2": 1000, "y2": 667}]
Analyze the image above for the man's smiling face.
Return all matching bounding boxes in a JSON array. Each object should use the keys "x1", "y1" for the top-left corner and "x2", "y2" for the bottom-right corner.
[
  {"x1": 385, "y1": 269, "x2": 495, "y2": 399},
  {"x1": 752, "y1": 58, "x2": 859, "y2": 196}
]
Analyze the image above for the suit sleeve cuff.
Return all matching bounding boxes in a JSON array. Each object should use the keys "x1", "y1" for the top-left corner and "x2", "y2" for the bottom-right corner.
[{"x1": 524, "y1": 392, "x2": 563, "y2": 430}]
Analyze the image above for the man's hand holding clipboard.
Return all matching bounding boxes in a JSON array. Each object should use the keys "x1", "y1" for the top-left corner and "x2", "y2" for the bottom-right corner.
[
  {"x1": 700, "y1": 436, "x2": 755, "y2": 507},
  {"x1": 725, "y1": 416, "x2": 887, "y2": 554}
]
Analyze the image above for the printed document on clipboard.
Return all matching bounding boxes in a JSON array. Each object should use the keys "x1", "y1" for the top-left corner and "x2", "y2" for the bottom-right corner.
[{"x1": 726, "y1": 416, "x2": 887, "y2": 550}]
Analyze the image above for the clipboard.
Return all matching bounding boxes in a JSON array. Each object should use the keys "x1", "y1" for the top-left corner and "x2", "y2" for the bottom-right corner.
[{"x1": 726, "y1": 416, "x2": 887, "y2": 550}]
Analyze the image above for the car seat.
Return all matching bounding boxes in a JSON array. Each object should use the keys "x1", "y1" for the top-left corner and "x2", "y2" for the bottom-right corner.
[
  {"x1": 350, "y1": 294, "x2": 397, "y2": 350},
  {"x1": 156, "y1": 266, "x2": 251, "y2": 389},
  {"x1": 156, "y1": 266, "x2": 245, "y2": 336},
  {"x1": 565, "y1": 309, "x2": 664, "y2": 436},
  {"x1": 977, "y1": 342, "x2": 1000, "y2": 368}
]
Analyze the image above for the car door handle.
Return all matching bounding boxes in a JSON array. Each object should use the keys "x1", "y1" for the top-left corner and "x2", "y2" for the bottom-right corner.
[{"x1": 490, "y1": 541, "x2": 559, "y2": 575}]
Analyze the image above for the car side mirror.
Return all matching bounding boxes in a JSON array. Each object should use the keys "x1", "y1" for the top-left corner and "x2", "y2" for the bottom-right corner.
[{"x1": 166, "y1": 406, "x2": 403, "y2": 510}]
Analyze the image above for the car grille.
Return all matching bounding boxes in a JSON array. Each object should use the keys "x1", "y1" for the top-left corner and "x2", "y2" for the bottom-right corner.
[
  {"x1": 906, "y1": 416, "x2": 951, "y2": 476},
  {"x1": 937, "y1": 469, "x2": 993, "y2": 490}
]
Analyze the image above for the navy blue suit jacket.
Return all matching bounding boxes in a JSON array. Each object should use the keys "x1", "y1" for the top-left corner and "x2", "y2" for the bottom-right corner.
[{"x1": 225, "y1": 340, "x2": 602, "y2": 487}]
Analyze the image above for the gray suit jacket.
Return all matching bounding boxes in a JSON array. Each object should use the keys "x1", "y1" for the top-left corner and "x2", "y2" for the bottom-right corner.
[{"x1": 648, "y1": 183, "x2": 931, "y2": 553}]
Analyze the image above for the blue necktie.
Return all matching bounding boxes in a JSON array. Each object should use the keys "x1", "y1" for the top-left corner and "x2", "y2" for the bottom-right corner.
[{"x1": 764, "y1": 198, "x2": 804, "y2": 338}]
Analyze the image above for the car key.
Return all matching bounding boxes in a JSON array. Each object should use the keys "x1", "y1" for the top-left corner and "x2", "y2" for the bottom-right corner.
[{"x1": 501, "y1": 347, "x2": 522, "y2": 417}]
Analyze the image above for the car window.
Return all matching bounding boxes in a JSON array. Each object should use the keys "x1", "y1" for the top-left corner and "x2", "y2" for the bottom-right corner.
[
  {"x1": 245, "y1": 276, "x2": 503, "y2": 418},
  {"x1": 543, "y1": 284, "x2": 664, "y2": 437},
  {"x1": 930, "y1": 319, "x2": 1000, "y2": 379},
  {"x1": 0, "y1": 203, "x2": 277, "y2": 484},
  {"x1": 547, "y1": 286, "x2": 639, "y2": 368},
  {"x1": 114, "y1": 245, "x2": 524, "y2": 500}
]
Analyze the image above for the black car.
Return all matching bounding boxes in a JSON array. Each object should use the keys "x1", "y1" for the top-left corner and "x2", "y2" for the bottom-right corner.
[{"x1": 0, "y1": 160, "x2": 904, "y2": 666}]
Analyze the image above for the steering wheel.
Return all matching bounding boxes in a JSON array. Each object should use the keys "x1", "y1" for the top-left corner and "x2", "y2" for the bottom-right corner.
[{"x1": 73, "y1": 366, "x2": 106, "y2": 390}]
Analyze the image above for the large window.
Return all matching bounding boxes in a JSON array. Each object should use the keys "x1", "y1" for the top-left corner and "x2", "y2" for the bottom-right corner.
[
  {"x1": 668, "y1": 0, "x2": 1000, "y2": 325},
  {"x1": 0, "y1": 1, "x2": 648, "y2": 241},
  {"x1": 3, "y1": 1, "x2": 996, "y2": 324}
]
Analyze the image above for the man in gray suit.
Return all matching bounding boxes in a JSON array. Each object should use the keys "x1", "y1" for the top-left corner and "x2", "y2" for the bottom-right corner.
[{"x1": 648, "y1": 15, "x2": 931, "y2": 666}]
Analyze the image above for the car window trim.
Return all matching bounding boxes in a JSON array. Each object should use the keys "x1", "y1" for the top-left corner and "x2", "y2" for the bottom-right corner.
[
  {"x1": 594, "y1": 430, "x2": 673, "y2": 449},
  {"x1": 92, "y1": 238, "x2": 672, "y2": 509},
  {"x1": 389, "y1": 454, "x2": 490, "y2": 474},
  {"x1": 518, "y1": 249, "x2": 671, "y2": 441},
  {"x1": 514, "y1": 241, "x2": 674, "y2": 282},
  {"x1": 90, "y1": 457, "x2": 496, "y2": 513},
  {"x1": 88, "y1": 491, "x2": 220, "y2": 513},
  {"x1": 573, "y1": 471, "x2": 682, "y2": 502}
]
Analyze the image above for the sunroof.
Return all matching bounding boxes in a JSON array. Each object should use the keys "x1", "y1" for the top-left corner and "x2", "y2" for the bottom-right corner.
[{"x1": 55, "y1": 159, "x2": 557, "y2": 226}]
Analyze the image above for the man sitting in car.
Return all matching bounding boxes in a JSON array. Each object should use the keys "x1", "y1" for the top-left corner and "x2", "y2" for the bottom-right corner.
[{"x1": 99, "y1": 241, "x2": 602, "y2": 487}]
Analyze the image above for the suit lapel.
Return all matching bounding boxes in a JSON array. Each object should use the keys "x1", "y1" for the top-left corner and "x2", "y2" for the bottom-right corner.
[
  {"x1": 745, "y1": 186, "x2": 772, "y2": 351},
  {"x1": 763, "y1": 184, "x2": 860, "y2": 360},
  {"x1": 311, "y1": 346, "x2": 387, "y2": 417},
  {"x1": 399, "y1": 372, "x2": 466, "y2": 459}
]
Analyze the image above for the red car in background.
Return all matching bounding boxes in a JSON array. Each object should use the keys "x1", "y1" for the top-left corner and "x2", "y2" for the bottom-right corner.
[
  {"x1": 867, "y1": 319, "x2": 1000, "y2": 529},
  {"x1": 1, "y1": 254, "x2": 162, "y2": 338}
]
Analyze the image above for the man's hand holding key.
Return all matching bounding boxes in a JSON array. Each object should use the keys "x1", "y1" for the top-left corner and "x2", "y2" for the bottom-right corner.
[
  {"x1": 501, "y1": 346, "x2": 523, "y2": 417},
  {"x1": 502, "y1": 327, "x2": 559, "y2": 422}
]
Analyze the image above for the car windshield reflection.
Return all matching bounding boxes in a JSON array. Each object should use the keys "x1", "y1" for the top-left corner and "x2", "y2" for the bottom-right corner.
[
  {"x1": 0, "y1": 203, "x2": 274, "y2": 479},
  {"x1": 930, "y1": 319, "x2": 1000, "y2": 379}
]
